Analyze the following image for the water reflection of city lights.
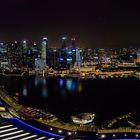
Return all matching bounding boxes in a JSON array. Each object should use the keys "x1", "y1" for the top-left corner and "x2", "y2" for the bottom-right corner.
[
  {"x1": 66, "y1": 79, "x2": 72, "y2": 91},
  {"x1": 59, "y1": 79, "x2": 64, "y2": 87},
  {"x1": 71, "y1": 82, "x2": 76, "y2": 91},
  {"x1": 35, "y1": 76, "x2": 46, "y2": 87},
  {"x1": 66, "y1": 79, "x2": 76, "y2": 92},
  {"x1": 43, "y1": 78, "x2": 46, "y2": 85},
  {"x1": 42, "y1": 87, "x2": 48, "y2": 97},
  {"x1": 35, "y1": 77, "x2": 38, "y2": 87},
  {"x1": 22, "y1": 87, "x2": 28, "y2": 96},
  {"x1": 78, "y1": 83, "x2": 82, "y2": 93}
]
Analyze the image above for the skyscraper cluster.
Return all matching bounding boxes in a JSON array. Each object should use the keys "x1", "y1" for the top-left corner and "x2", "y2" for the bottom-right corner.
[
  {"x1": 0, "y1": 36, "x2": 140, "y2": 70},
  {"x1": 0, "y1": 37, "x2": 82, "y2": 70}
]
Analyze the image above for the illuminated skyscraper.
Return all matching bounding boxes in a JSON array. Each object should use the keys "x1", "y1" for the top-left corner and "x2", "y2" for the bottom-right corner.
[
  {"x1": 71, "y1": 38, "x2": 76, "y2": 48},
  {"x1": 22, "y1": 40, "x2": 29, "y2": 67},
  {"x1": 22, "y1": 40, "x2": 28, "y2": 53},
  {"x1": 70, "y1": 38, "x2": 76, "y2": 65},
  {"x1": 32, "y1": 42, "x2": 39, "y2": 58},
  {"x1": 0, "y1": 43, "x2": 7, "y2": 60},
  {"x1": 41, "y1": 37, "x2": 48, "y2": 62},
  {"x1": 76, "y1": 49, "x2": 81, "y2": 66},
  {"x1": 62, "y1": 37, "x2": 67, "y2": 49},
  {"x1": 7, "y1": 41, "x2": 22, "y2": 68}
]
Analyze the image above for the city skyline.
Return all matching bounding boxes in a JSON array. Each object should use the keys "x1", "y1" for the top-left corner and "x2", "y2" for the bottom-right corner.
[
  {"x1": 0, "y1": 1, "x2": 140, "y2": 139},
  {"x1": 0, "y1": 0, "x2": 140, "y2": 48}
]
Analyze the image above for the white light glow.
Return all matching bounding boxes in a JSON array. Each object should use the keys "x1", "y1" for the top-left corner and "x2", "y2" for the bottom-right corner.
[
  {"x1": 62, "y1": 37, "x2": 67, "y2": 40},
  {"x1": 58, "y1": 130, "x2": 62, "y2": 133},
  {"x1": 101, "y1": 134, "x2": 106, "y2": 138},
  {"x1": 35, "y1": 136, "x2": 46, "y2": 140},
  {"x1": 23, "y1": 40, "x2": 26, "y2": 43},
  {"x1": 0, "y1": 125, "x2": 13, "y2": 129},
  {"x1": 49, "y1": 127, "x2": 53, "y2": 131},
  {"x1": 0, "y1": 127, "x2": 18, "y2": 133},
  {"x1": 3, "y1": 132, "x2": 30, "y2": 140},
  {"x1": 124, "y1": 133, "x2": 127, "y2": 137},
  {"x1": 47, "y1": 138, "x2": 55, "y2": 140},
  {"x1": 67, "y1": 131, "x2": 72, "y2": 135},
  {"x1": 0, "y1": 130, "x2": 23, "y2": 138},
  {"x1": 43, "y1": 37, "x2": 48, "y2": 40},
  {"x1": 20, "y1": 135, "x2": 37, "y2": 140},
  {"x1": 112, "y1": 134, "x2": 116, "y2": 137}
]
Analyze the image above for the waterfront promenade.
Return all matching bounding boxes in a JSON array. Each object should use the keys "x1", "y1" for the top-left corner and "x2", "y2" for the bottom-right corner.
[
  {"x1": 1, "y1": 86, "x2": 140, "y2": 138},
  {"x1": 0, "y1": 87, "x2": 97, "y2": 133}
]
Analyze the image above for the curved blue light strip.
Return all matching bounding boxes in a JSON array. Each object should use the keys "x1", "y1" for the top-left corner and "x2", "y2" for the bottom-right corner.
[{"x1": 4, "y1": 118, "x2": 64, "y2": 138}]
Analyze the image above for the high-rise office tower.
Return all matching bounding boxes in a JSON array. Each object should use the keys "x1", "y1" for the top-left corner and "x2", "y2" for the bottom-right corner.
[
  {"x1": 7, "y1": 41, "x2": 22, "y2": 68},
  {"x1": 41, "y1": 37, "x2": 48, "y2": 61},
  {"x1": 76, "y1": 49, "x2": 81, "y2": 66},
  {"x1": 71, "y1": 38, "x2": 76, "y2": 48},
  {"x1": 22, "y1": 40, "x2": 29, "y2": 67},
  {"x1": 0, "y1": 43, "x2": 7, "y2": 59},
  {"x1": 22, "y1": 40, "x2": 28, "y2": 53},
  {"x1": 70, "y1": 38, "x2": 76, "y2": 65},
  {"x1": 62, "y1": 37, "x2": 67, "y2": 49},
  {"x1": 32, "y1": 42, "x2": 39, "y2": 58}
]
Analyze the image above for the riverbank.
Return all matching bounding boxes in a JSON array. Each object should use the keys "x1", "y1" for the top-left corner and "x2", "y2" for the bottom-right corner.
[{"x1": 0, "y1": 87, "x2": 97, "y2": 136}]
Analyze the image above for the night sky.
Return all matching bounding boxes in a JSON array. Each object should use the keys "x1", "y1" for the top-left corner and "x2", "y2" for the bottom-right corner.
[{"x1": 0, "y1": 0, "x2": 140, "y2": 48}]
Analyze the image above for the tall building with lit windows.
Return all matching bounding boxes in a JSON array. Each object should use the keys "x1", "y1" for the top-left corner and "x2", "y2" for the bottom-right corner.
[
  {"x1": 70, "y1": 38, "x2": 76, "y2": 64},
  {"x1": 75, "y1": 48, "x2": 81, "y2": 66},
  {"x1": 22, "y1": 40, "x2": 29, "y2": 67},
  {"x1": 62, "y1": 37, "x2": 67, "y2": 49},
  {"x1": 41, "y1": 37, "x2": 48, "y2": 62},
  {"x1": 71, "y1": 38, "x2": 76, "y2": 48},
  {"x1": 7, "y1": 41, "x2": 23, "y2": 68},
  {"x1": 22, "y1": 40, "x2": 28, "y2": 53}
]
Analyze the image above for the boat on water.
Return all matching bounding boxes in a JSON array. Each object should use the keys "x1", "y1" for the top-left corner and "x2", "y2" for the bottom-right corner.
[{"x1": 71, "y1": 113, "x2": 95, "y2": 125}]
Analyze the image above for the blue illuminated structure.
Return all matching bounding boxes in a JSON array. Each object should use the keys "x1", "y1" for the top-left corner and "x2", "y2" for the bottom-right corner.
[
  {"x1": 60, "y1": 57, "x2": 64, "y2": 61},
  {"x1": 27, "y1": 49, "x2": 31, "y2": 56},
  {"x1": 72, "y1": 48, "x2": 76, "y2": 52}
]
